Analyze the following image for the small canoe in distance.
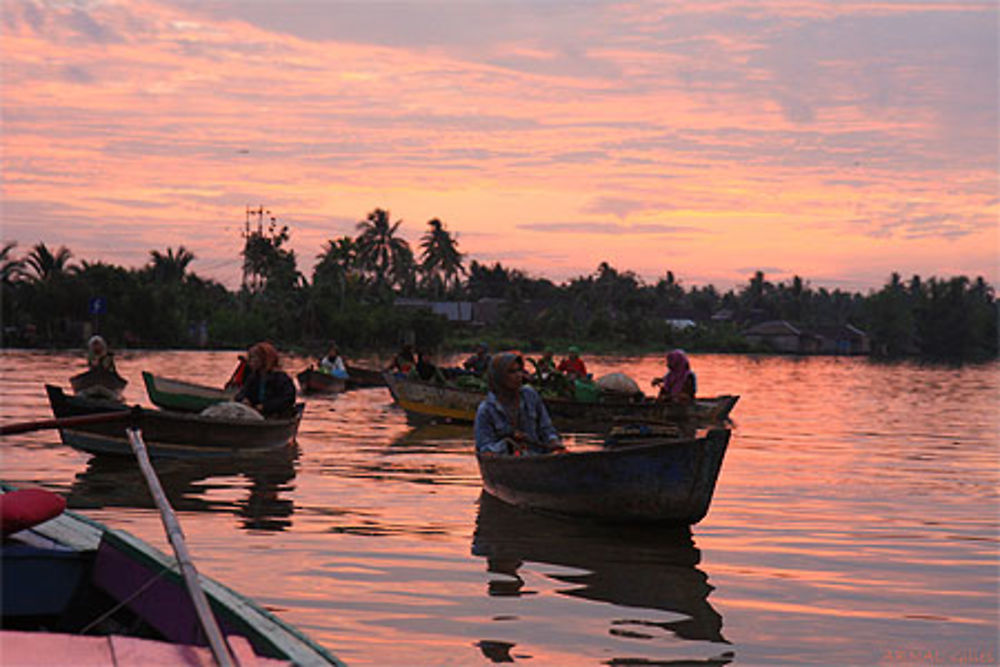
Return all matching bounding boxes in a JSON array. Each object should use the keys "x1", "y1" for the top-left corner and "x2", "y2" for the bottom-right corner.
[
  {"x1": 45, "y1": 385, "x2": 304, "y2": 458},
  {"x1": 69, "y1": 367, "x2": 127, "y2": 400},
  {"x1": 142, "y1": 371, "x2": 236, "y2": 413},
  {"x1": 1, "y1": 485, "x2": 342, "y2": 665},
  {"x1": 296, "y1": 367, "x2": 347, "y2": 394},
  {"x1": 476, "y1": 428, "x2": 731, "y2": 524}
]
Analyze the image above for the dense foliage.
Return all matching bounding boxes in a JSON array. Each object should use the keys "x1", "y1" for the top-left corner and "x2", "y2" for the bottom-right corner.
[{"x1": 1, "y1": 212, "x2": 996, "y2": 362}]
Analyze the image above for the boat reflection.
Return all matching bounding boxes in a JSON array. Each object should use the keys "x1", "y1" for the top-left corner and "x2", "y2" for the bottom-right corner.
[
  {"x1": 389, "y1": 423, "x2": 471, "y2": 451},
  {"x1": 472, "y1": 492, "x2": 728, "y2": 651},
  {"x1": 66, "y1": 446, "x2": 298, "y2": 531}
]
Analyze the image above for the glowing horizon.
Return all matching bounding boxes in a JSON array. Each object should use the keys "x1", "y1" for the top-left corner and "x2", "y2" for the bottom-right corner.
[{"x1": 1, "y1": 0, "x2": 996, "y2": 293}]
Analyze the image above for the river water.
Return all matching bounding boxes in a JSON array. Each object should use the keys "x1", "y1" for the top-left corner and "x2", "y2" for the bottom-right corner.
[{"x1": 1, "y1": 350, "x2": 997, "y2": 666}]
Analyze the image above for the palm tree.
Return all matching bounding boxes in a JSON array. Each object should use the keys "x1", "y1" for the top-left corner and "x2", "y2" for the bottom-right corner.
[
  {"x1": 149, "y1": 246, "x2": 195, "y2": 283},
  {"x1": 24, "y1": 243, "x2": 74, "y2": 283},
  {"x1": 314, "y1": 236, "x2": 359, "y2": 310},
  {"x1": 354, "y1": 208, "x2": 412, "y2": 292},
  {"x1": 1, "y1": 242, "x2": 24, "y2": 286},
  {"x1": 419, "y1": 218, "x2": 465, "y2": 297},
  {"x1": 21, "y1": 243, "x2": 75, "y2": 343}
]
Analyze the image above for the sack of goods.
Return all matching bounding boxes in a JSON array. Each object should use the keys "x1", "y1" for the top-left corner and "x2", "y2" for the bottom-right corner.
[
  {"x1": 200, "y1": 401, "x2": 264, "y2": 421},
  {"x1": 595, "y1": 372, "x2": 641, "y2": 396}
]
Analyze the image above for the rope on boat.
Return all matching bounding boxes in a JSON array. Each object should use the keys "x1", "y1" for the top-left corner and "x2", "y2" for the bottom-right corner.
[{"x1": 126, "y1": 427, "x2": 235, "y2": 667}]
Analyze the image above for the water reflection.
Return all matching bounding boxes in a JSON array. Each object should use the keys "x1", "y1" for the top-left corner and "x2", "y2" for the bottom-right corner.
[
  {"x1": 389, "y1": 423, "x2": 471, "y2": 451},
  {"x1": 67, "y1": 447, "x2": 298, "y2": 531},
  {"x1": 472, "y1": 492, "x2": 729, "y2": 660}
]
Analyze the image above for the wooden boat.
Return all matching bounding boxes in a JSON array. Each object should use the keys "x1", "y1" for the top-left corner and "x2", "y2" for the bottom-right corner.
[
  {"x1": 142, "y1": 371, "x2": 236, "y2": 412},
  {"x1": 476, "y1": 428, "x2": 731, "y2": 524},
  {"x1": 344, "y1": 364, "x2": 387, "y2": 388},
  {"x1": 45, "y1": 385, "x2": 304, "y2": 458},
  {"x1": 1, "y1": 484, "x2": 342, "y2": 665},
  {"x1": 296, "y1": 367, "x2": 347, "y2": 394},
  {"x1": 383, "y1": 372, "x2": 738, "y2": 431},
  {"x1": 69, "y1": 367, "x2": 127, "y2": 401}
]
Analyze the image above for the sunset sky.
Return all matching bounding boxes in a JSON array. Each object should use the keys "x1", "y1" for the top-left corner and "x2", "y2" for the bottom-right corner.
[{"x1": 2, "y1": 0, "x2": 997, "y2": 292}]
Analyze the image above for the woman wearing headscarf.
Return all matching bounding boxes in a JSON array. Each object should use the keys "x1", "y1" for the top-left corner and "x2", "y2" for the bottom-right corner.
[
  {"x1": 235, "y1": 342, "x2": 297, "y2": 418},
  {"x1": 474, "y1": 352, "x2": 564, "y2": 456},
  {"x1": 651, "y1": 349, "x2": 697, "y2": 404},
  {"x1": 86, "y1": 335, "x2": 118, "y2": 373}
]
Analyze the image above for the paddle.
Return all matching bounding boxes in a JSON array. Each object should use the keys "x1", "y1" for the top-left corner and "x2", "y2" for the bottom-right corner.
[
  {"x1": 0, "y1": 409, "x2": 132, "y2": 436},
  {"x1": 126, "y1": 427, "x2": 236, "y2": 667}
]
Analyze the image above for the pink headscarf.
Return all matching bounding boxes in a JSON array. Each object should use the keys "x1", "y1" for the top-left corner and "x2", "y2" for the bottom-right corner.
[{"x1": 662, "y1": 349, "x2": 692, "y2": 397}]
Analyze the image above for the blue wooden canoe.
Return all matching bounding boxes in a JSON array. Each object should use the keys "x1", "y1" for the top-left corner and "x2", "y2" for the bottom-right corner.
[
  {"x1": 476, "y1": 428, "x2": 731, "y2": 524},
  {"x1": 1, "y1": 484, "x2": 342, "y2": 665}
]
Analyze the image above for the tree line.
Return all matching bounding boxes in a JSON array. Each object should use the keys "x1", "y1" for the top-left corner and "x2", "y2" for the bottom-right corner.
[{"x1": 1, "y1": 208, "x2": 996, "y2": 362}]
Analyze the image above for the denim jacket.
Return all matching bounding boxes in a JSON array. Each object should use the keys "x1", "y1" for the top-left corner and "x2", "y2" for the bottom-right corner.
[{"x1": 474, "y1": 385, "x2": 560, "y2": 454}]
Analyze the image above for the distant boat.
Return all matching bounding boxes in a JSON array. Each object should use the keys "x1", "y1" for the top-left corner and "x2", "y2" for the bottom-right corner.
[
  {"x1": 296, "y1": 367, "x2": 347, "y2": 394},
  {"x1": 344, "y1": 364, "x2": 387, "y2": 389},
  {"x1": 383, "y1": 372, "x2": 738, "y2": 431},
  {"x1": 1, "y1": 484, "x2": 342, "y2": 665},
  {"x1": 69, "y1": 366, "x2": 127, "y2": 401},
  {"x1": 142, "y1": 371, "x2": 236, "y2": 413},
  {"x1": 476, "y1": 428, "x2": 731, "y2": 524},
  {"x1": 45, "y1": 385, "x2": 303, "y2": 458}
]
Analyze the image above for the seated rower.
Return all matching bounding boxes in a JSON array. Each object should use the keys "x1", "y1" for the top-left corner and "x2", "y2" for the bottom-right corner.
[
  {"x1": 387, "y1": 343, "x2": 416, "y2": 376},
  {"x1": 462, "y1": 342, "x2": 491, "y2": 376},
  {"x1": 475, "y1": 352, "x2": 565, "y2": 456},
  {"x1": 319, "y1": 342, "x2": 348, "y2": 379},
  {"x1": 410, "y1": 348, "x2": 447, "y2": 384},
  {"x1": 86, "y1": 335, "x2": 118, "y2": 374},
  {"x1": 557, "y1": 345, "x2": 588, "y2": 381},
  {"x1": 651, "y1": 349, "x2": 696, "y2": 404},
  {"x1": 235, "y1": 342, "x2": 297, "y2": 418}
]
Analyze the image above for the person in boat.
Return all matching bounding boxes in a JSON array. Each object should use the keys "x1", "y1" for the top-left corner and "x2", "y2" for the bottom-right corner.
[
  {"x1": 387, "y1": 343, "x2": 416, "y2": 375},
  {"x1": 462, "y1": 342, "x2": 492, "y2": 376},
  {"x1": 651, "y1": 349, "x2": 697, "y2": 404},
  {"x1": 86, "y1": 335, "x2": 118, "y2": 373},
  {"x1": 474, "y1": 352, "x2": 565, "y2": 456},
  {"x1": 556, "y1": 345, "x2": 589, "y2": 380},
  {"x1": 410, "y1": 348, "x2": 447, "y2": 384},
  {"x1": 235, "y1": 342, "x2": 297, "y2": 418},
  {"x1": 319, "y1": 342, "x2": 348, "y2": 379}
]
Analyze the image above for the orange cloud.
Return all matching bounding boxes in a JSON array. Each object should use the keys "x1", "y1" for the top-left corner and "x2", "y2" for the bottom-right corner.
[{"x1": 1, "y1": 0, "x2": 995, "y2": 291}]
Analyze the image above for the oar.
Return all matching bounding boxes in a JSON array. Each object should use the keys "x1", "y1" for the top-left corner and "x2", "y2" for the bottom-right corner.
[
  {"x1": 0, "y1": 410, "x2": 131, "y2": 436},
  {"x1": 125, "y1": 427, "x2": 236, "y2": 667}
]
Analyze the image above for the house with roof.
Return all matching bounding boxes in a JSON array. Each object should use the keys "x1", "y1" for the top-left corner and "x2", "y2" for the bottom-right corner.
[{"x1": 742, "y1": 320, "x2": 870, "y2": 355}]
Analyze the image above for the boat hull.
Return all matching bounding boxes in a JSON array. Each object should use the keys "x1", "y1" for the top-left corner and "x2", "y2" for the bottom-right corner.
[
  {"x1": 69, "y1": 367, "x2": 127, "y2": 400},
  {"x1": 296, "y1": 368, "x2": 347, "y2": 394},
  {"x1": 384, "y1": 372, "x2": 738, "y2": 430},
  {"x1": 142, "y1": 371, "x2": 236, "y2": 412},
  {"x1": 476, "y1": 428, "x2": 731, "y2": 524},
  {"x1": 1, "y1": 484, "x2": 341, "y2": 665},
  {"x1": 344, "y1": 364, "x2": 387, "y2": 388},
  {"x1": 46, "y1": 385, "x2": 303, "y2": 458}
]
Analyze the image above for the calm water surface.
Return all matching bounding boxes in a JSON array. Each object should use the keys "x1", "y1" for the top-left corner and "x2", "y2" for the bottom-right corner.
[{"x1": 1, "y1": 350, "x2": 997, "y2": 665}]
